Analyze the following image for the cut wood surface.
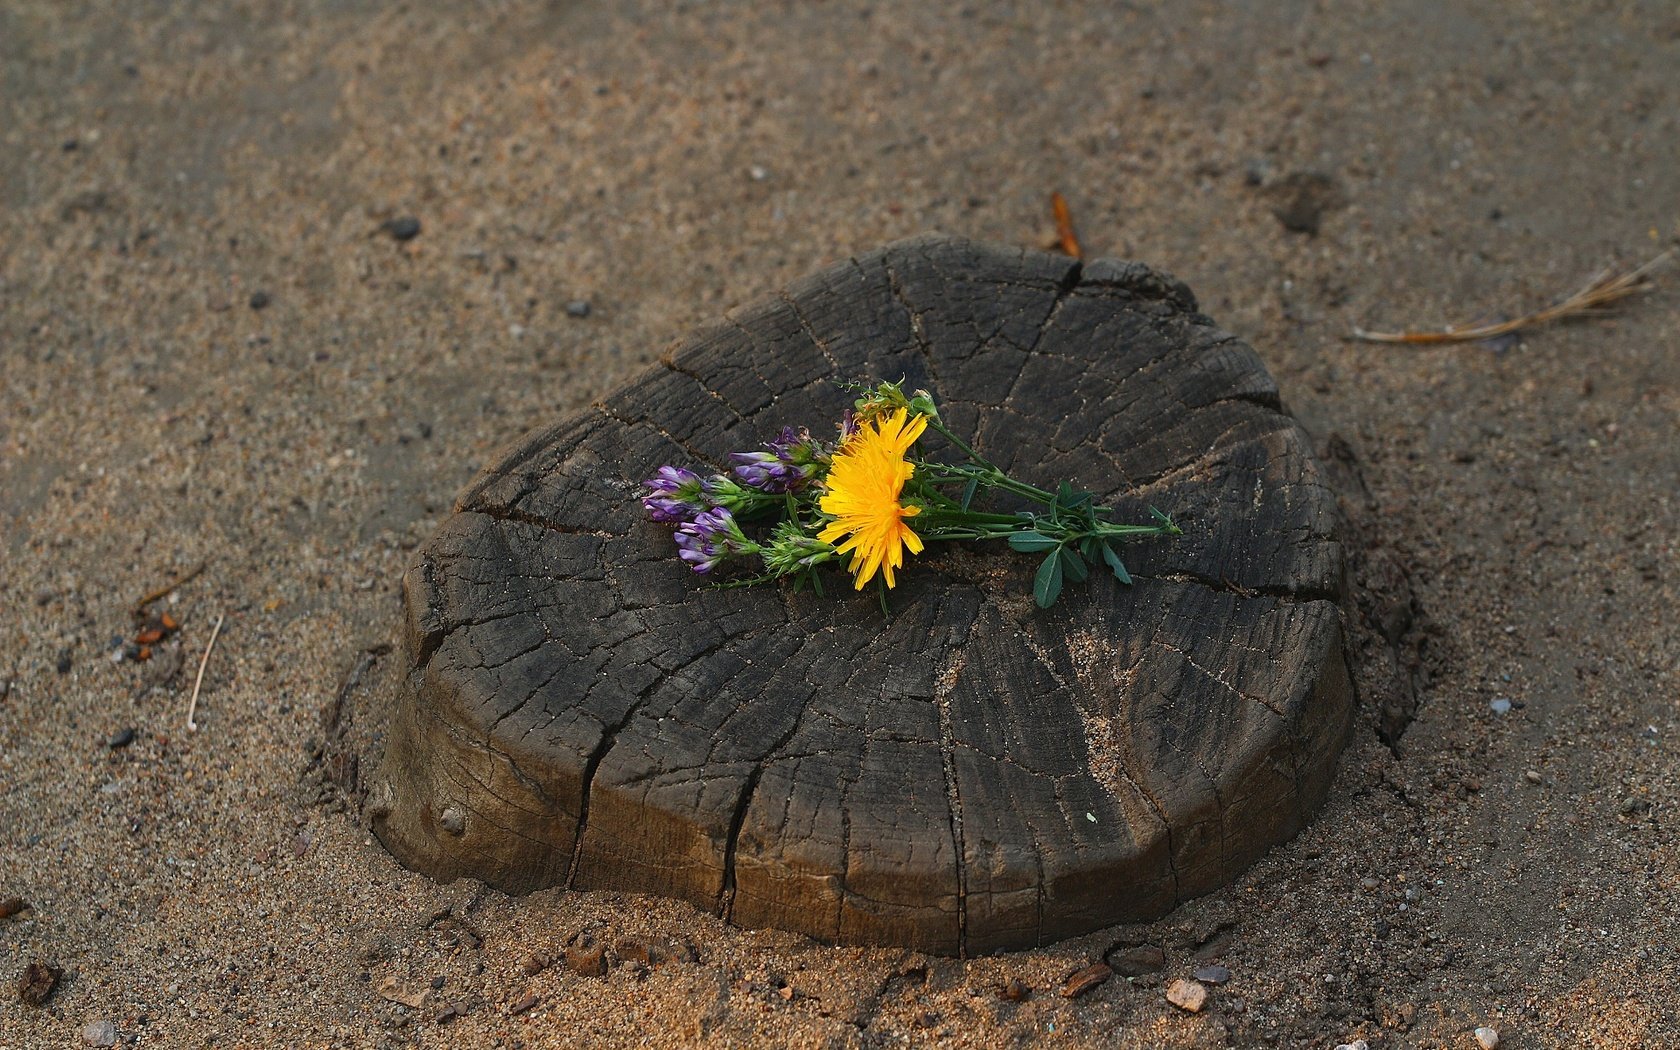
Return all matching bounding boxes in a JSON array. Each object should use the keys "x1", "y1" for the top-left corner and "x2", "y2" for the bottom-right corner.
[{"x1": 371, "y1": 234, "x2": 1354, "y2": 955}]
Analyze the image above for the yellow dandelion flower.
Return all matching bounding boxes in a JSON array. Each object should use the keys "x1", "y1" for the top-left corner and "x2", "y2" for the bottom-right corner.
[{"x1": 818, "y1": 407, "x2": 928, "y2": 589}]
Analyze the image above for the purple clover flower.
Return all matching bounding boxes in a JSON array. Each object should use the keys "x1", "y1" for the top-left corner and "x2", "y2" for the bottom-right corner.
[
  {"x1": 730, "y1": 426, "x2": 823, "y2": 493},
  {"x1": 673, "y1": 507, "x2": 738, "y2": 574},
  {"x1": 641, "y1": 466, "x2": 709, "y2": 523}
]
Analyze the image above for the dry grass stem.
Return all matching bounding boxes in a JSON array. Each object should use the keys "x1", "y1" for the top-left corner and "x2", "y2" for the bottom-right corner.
[
  {"x1": 186, "y1": 613, "x2": 226, "y2": 733},
  {"x1": 133, "y1": 561, "x2": 205, "y2": 615},
  {"x1": 1350, "y1": 249, "x2": 1673, "y2": 345}
]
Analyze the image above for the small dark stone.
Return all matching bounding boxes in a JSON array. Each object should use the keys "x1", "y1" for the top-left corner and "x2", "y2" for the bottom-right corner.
[
  {"x1": 383, "y1": 216, "x2": 422, "y2": 241},
  {"x1": 564, "y1": 299, "x2": 591, "y2": 318},
  {"x1": 1193, "y1": 964, "x2": 1232, "y2": 985},
  {"x1": 107, "y1": 728, "x2": 136, "y2": 749},
  {"x1": 18, "y1": 959, "x2": 61, "y2": 1007},
  {"x1": 509, "y1": 993, "x2": 539, "y2": 1015},
  {"x1": 1107, "y1": 944, "x2": 1167, "y2": 977},
  {"x1": 434, "y1": 1003, "x2": 464, "y2": 1024},
  {"x1": 429, "y1": 976, "x2": 445, "y2": 990},
  {"x1": 248, "y1": 291, "x2": 271, "y2": 310},
  {"x1": 56, "y1": 651, "x2": 73, "y2": 674}
]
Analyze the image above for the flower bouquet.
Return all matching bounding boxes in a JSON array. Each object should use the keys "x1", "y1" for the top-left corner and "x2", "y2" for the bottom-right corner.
[{"x1": 641, "y1": 380, "x2": 1180, "y2": 609}]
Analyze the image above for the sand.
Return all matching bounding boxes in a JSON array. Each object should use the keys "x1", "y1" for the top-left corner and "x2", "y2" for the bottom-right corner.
[{"x1": 2, "y1": 2, "x2": 1677, "y2": 1047}]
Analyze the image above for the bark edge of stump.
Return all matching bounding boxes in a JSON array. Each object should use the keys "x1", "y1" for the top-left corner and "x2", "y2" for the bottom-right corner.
[{"x1": 371, "y1": 233, "x2": 1354, "y2": 955}]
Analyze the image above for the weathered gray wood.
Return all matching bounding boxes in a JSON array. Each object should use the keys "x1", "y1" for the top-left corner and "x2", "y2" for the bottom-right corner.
[{"x1": 370, "y1": 234, "x2": 1353, "y2": 954}]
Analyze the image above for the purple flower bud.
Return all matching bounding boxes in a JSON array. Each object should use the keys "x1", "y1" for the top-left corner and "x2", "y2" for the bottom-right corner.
[
  {"x1": 730, "y1": 426, "x2": 823, "y2": 493},
  {"x1": 641, "y1": 466, "x2": 708, "y2": 523},
  {"x1": 673, "y1": 507, "x2": 738, "y2": 574}
]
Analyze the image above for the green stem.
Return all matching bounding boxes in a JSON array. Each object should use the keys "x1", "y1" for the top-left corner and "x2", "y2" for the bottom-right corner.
[
  {"x1": 913, "y1": 455, "x2": 1058, "y2": 506},
  {"x1": 914, "y1": 507, "x2": 1028, "y2": 530}
]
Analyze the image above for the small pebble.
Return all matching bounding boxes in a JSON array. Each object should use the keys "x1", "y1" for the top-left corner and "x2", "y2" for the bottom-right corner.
[
  {"x1": 565, "y1": 942, "x2": 607, "y2": 979},
  {"x1": 1192, "y1": 964, "x2": 1231, "y2": 985},
  {"x1": 17, "y1": 959, "x2": 61, "y2": 1006},
  {"x1": 1165, "y1": 978, "x2": 1208, "y2": 1013},
  {"x1": 997, "y1": 978, "x2": 1029, "y2": 1002},
  {"x1": 565, "y1": 299, "x2": 591, "y2": 318},
  {"x1": 248, "y1": 290, "x2": 271, "y2": 310},
  {"x1": 520, "y1": 951, "x2": 549, "y2": 976},
  {"x1": 1489, "y1": 698, "x2": 1511, "y2": 715},
  {"x1": 429, "y1": 975, "x2": 445, "y2": 990},
  {"x1": 1334, "y1": 1042, "x2": 1370, "y2": 1050},
  {"x1": 56, "y1": 651, "x2": 73, "y2": 674},
  {"x1": 1619, "y1": 797, "x2": 1650, "y2": 816},
  {"x1": 509, "y1": 993, "x2": 539, "y2": 1015},
  {"x1": 1475, "y1": 1026, "x2": 1500, "y2": 1049},
  {"x1": 383, "y1": 216, "x2": 422, "y2": 241},
  {"x1": 438, "y1": 806, "x2": 466, "y2": 835},
  {"x1": 107, "y1": 728, "x2": 136, "y2": 749},
  {"x1": 1524, "y1": 770, "x2": 1543, "y2": 785},
  {"x1": 81, "y1": 1020, "x2": 118, "y2": 1047}
]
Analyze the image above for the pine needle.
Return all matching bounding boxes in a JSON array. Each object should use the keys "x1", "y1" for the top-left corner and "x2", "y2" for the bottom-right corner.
[
  {"x1": 1050, "y1": 192, "x2": 1083, "y2": 259},
  {"x1": 1350, "y1": 249, "x2": 1673, "y2": 345}
]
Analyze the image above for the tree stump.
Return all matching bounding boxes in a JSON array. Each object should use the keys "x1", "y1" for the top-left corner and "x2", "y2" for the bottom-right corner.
[{"x1": 370, "y1": 234, "x2": 1353, "y2": 955}]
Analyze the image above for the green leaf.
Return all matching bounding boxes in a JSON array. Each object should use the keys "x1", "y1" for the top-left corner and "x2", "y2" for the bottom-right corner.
[
  {"x1": 1101, "y1": 543, "x2": 1133, "y2": 585},
  {"x1": 1080, "y1": 536, "x2": 1100, "y2": 560},
  {"x1": 1057, "y1": 480, "x2": 1077, "y2": 504},
  {"x1": 1034, "y1": 550, "x2": 1064, "y2": 608},
  {"x1": 1008, "y1": 531, "x2": 1059, "y2": 552},
  {"x1": 1059, "y1": 545, "x2": 1089, "y2": 583},
  {"x1": 961, "y1": 477, "x2": 979, "y2": 511}
]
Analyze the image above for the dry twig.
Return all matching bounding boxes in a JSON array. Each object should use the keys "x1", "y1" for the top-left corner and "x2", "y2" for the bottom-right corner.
[
  {"x1": 133, "y1": 561, "x2": 205, "y2": 615},
  {"x1": 1350, "y1": 249, "x2": 1673, "y2": 345},
  {"x1": 1050, "y1": 191, "x2": 1083, "y2": 259},
  {"x1": 185, "y1": 613, "x2": 225, "y2": 732}
]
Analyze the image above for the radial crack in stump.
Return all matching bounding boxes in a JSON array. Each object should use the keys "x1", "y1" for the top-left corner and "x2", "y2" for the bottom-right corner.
[{"x1": 371, "y1": 233, "x2": 1354, "y2": 954}]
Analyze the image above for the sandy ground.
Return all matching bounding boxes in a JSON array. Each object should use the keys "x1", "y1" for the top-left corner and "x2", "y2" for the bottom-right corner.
[{"x1": 3, "y1": 1, "x2": 1678, "y2": 1047}]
